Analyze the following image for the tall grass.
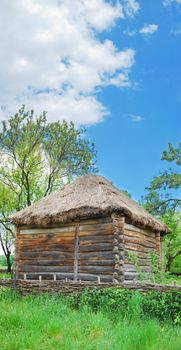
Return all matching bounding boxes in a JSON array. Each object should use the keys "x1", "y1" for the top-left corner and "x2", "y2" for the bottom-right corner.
[{"x1": 0, "y1": 290, "x2": 180, "y2": 350}]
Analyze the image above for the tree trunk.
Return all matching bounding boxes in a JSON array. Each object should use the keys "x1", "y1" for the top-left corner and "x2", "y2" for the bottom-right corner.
[
  {"x1": 166, "y1": 255, "x2": 173, "y2": 272},
  {"x1": 6, "y1": 253, "x2": 12, "y2": 273}
]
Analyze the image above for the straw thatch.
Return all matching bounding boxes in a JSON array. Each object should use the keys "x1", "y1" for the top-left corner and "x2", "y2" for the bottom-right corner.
[{"x1": 9, "y1": 174, "x2": 170, "y2": 233}]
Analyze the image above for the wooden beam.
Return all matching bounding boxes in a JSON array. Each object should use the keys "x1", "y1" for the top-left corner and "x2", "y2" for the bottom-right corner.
[{"x1": 74, "y1": 224, "x2": 79, "y2": 282}]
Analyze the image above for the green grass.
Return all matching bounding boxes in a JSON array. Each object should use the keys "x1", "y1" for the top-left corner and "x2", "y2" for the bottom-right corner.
[
  {"x1": 0, "y1": 291, "x2": 180, "y2": 350},
  {"x1": 162, "y1": 274, "x2": 181, "y2": 285}
]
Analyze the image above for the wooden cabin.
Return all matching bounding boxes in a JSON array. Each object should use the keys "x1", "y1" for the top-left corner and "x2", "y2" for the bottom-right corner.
[{"x1": 9, "y1": 175, "x2": 170, "y2": 283}]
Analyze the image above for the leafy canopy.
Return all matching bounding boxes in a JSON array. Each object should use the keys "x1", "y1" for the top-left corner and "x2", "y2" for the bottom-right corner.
[{"x1": 0, "y1": 106, "x2": 97, "y2": 269}]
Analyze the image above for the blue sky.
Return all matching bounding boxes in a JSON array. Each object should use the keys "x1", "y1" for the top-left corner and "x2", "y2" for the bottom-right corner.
[
  {"x1": 0, "y1": 0, "x2": 180, "y2": 201},
  {"x1": 87, "y1": 0, "x2": 181, "y2": 199}
]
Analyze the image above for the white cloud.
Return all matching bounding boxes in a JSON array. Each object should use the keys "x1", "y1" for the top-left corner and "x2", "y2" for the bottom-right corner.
[
  {"x1": 129, "y1": 114, "x2": 143, "y2": 122},
  {"x1": 139, "y1": 24, "x2": 158, "y2": 35},
  {"x1": 123, "y1": 0, "x2": 140, "y2": 17},
  {"x1": 124, "y1": 24, "x2": 158, "y2": 37},
  {"x1": 163, "y1": 0, "x2": 181, "y2": 5},
  {"x1": 171, "y1": 25, "x2": 181, "y2": 34},
  {"x1": 123, "y1": 28, "x2": 137, "y2": 36},
  {"x1": 0, "y1": 0, "x2": 136, "y2": 126}
]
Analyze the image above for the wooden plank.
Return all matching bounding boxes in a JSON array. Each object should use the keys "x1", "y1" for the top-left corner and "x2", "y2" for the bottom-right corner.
[
  {"x1": 19, "y1": 259, "x2": 114, "y2": 267},
  {"x1": 78, "y1": 266, "x2": 114, "y2": 274},
  {"x1": 79, "y1": 235, "x2": 113, "y2": 244},
  {"x1": 19, "y1": 251, "x2": 74, "y2": 259},
  {"x1": 124, "y1": 230, "x2": 156, "y2": 245},
  {"x1": 17, "y1": 238, "x2": 75, "y2": 245},
  {"x1": 19, "y1": 233, "x2": 75, "y2": 239},
  {"x1": 126, "y1": 249, "x2": 148, "y2": 259},
  {"x1": 79, "y1": 251, "x2": 114, "y2": 259},
  {"x1": 18, "y1": 217, "x2": 112, "y2": 231},
  {"x1": 19, "y1": 227, "x2": 76, "y2": 235},
  {"x1": 78, "y1": 259, "x2": 114, "y2": 266},
  {"x1": 79, "y1": 222, "x2": 113, "y2": 232},
  {"x1": 18, "y1": 244, "x2": 75, "y2": 252},
  {"x1": 124, "y1": 237, "x2": 155, "y2": 249},
  {"x1": 125, "y1": 243, "x2": 154, "y2": 253},
  {"x1": 19, "y1": 251, "x2": 114, "y2": 260},
  {"x1": 79, "y1": 243, "x2": 113, "y2": 252},
  {"x1": 79, "y1": 229, "x2": 113, "y2": 237},
  {"x1": 124, "y1": 264, "x2": 152, "y2": 273},
  {"x1": 18, "y1": 266, "x2": 74, "y2": 273},
  {"x1": 125, "y1": 257, "x2": 150, "y2": 266},
  {"x1": 19, "y1": 259, "x2": 74, "y2": 266},
  {"x1": 125, "y1": 223, "x2": 155, "y2": 237},
  {"x1": 74, "y1": 225, "x2": 79, "y2": 282}
]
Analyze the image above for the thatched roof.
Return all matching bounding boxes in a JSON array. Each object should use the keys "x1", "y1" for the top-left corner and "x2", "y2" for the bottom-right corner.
[{"x1": 9, "y1": 174, "x2": 170, "y2": 233}]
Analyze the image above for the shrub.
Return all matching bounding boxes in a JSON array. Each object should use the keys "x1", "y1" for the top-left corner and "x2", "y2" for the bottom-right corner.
[{"x1": 68, "y1": 288, "x2": 181, "y2": 325}]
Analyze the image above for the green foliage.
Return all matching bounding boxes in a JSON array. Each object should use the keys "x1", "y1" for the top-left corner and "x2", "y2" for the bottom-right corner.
[
  {"x1": 144, "y1": 142, "x2": 181, "y2": 216},
  {"x1": 127, "y1": 251, "x2": 145, "y2": 281},
  {"x1": 163, "y1": 212, "x2": 181, "y2": 273},
  {"x1": 148, "y1": 250, "x2": 163, "y2": 283},
  {"x1": 0, "y1": 290, "x2": 180, "y2": 350},
  {"x1": 0, "y1": 255, "x2": 14, "y2": 267},
  {"x1": 0, "y1": 106, "x2": 97, "y2": 209},
  {"x1": 0, "y1": 106, "x2": 97, "y2": 270},
  {"x1": 144, "y1": 142, "x2": 181, "y2": 273},
  {"x1": 68, "y1": 288, "x2": 181, "y2": 325}
]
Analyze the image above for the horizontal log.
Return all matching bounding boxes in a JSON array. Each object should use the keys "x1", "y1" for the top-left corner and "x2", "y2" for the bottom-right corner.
[
  {"x1": 79, "y1": 229, "x2": 113, "y2": 237},
  {"x1": 125, "y1": 243, "x2": 155, "y2": 254},
  {"x1": 124, "y1": 272, "x2": 137, "y2": 280},
  {"x1": 125, "y1": 257, "x2": 149, "y2": 265},
  {"x1": 17, "y1": 238, "x2": 75, "y2": 247},
  {"x1": 71, "y1": 217, "x2": 111, "y2": 227},
  {"x1": 126, "y1": 249, "x2": 148, "y2": 259},
  {"x1": 18, "y1": 233, "x2": 75, "y2": 240},
  {"x1": 79, "y1": 235, "x2": 113, "y2": 244},
  {"x1": 124, "y1": 264, "x2": 152, "y2": 273},
  {"x1": 18, "y1": 251, "x2": 74, "y2": 259},
  {"x1": 17, "y1": 244, "x2": 75, "y2": 252},
  {"x1": 79, "y1": 251, "x2": 114, "y2": 259},
  {"x1": 124, "y1": 230, "x2": 156, "y2": 244},
  {"x1": 124, "y1": 237, "x2": 155, "y2": 249},
  {"x1": 78, "y1": 259, "x2": 114, "y2": 266},
  {"x1": 18, "y1": 266, "x2": 74, "y2": 273},
  {"x1": 124, "y1": 223, "x2": 155, "y2": 238},
  {"x1": 78, "y1": 266, "x2": 114, "y2": 274},
  {"x1": 19, "y1": 259, "x2": 74, "y2": 266},
  {"x1": 19, "y1": 251, "x2": 114, "y2": 260},
  {"x1": 79, "y1": 243, "x2": 113, "y2": 252},
  {"x1": 18, "y1": 259, "x2": 114, "y2": 268},
  {"x1": 17, "y1": 216, "x2": 111, "y2": 230},
  {"x1": 19, "y1": 227, "x2": 76, "y2": 235}
]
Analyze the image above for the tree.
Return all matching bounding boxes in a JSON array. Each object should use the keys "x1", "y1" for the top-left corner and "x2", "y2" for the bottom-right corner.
[
  {"x1": 0, "y1": 106, "x2": 97, "y2": 271},
  {"x1": 144, "y1": 142, "x2": 181, "y2": 216},
  {"x1": 163, "y1": 212, "x2": 181, "y2": 272},
  {"x1": 144, "y1": 142, "x2": 181, "y2": 273}
]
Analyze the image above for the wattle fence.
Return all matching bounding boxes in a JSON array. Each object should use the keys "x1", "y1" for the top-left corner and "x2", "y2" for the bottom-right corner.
[{"x1": 0, "y1": 278, "x2": 181, "y2": 296}]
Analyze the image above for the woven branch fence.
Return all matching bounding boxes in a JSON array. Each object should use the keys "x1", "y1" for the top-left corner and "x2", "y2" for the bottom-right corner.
[{"x1": 0, "y1": 279, "x2": 181, "y2": 296}]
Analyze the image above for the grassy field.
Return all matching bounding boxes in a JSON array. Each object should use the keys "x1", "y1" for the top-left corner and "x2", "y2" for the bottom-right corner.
[{"x1": 0, "y1": 291, "x2": 180, "y2": 350}]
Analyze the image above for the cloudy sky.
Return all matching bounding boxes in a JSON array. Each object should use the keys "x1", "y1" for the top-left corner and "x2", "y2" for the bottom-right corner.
[{"x1": 0, "y1": 0, "x2": 180, "y2": 199}]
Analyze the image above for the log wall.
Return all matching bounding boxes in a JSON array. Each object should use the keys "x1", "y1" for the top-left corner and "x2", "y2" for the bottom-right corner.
[
  {"x1": 78, "y1": 217, "x2": 114, "y2": 282},
  {"x1": 15, "y1": 216, "x2": 114, "y2": 282},
  {"x1": 14, "y1": 216, "x2": 162, "y2": 283},
  {"x1": 124, "y1": 222, "x2": 158, "y2": 281}
]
